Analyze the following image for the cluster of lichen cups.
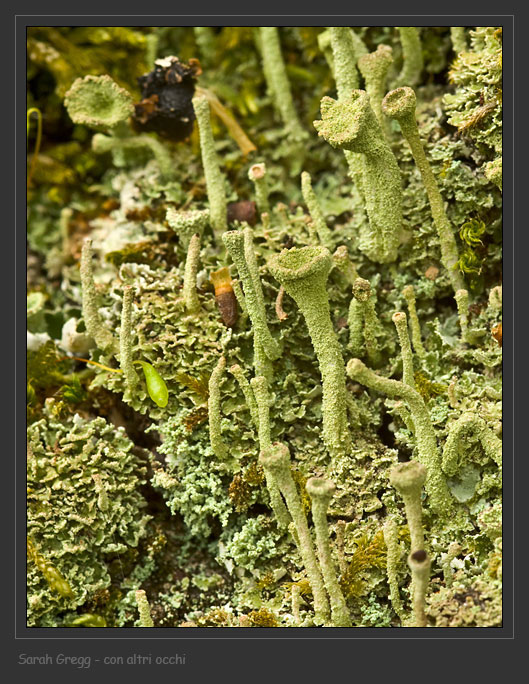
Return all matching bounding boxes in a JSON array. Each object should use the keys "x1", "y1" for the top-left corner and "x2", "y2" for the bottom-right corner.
[{"x1": 66, "y1": 27, "x2": 500, "y2": 629}]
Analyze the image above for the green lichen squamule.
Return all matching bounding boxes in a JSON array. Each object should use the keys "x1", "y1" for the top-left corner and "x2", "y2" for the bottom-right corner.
[
  {"x1": 268, "y1": 246, "x2": 351, "y2": 460},
  {"x1": 192, "y1": 94, "x2": 228, "y2": 234},
  {"x1": 64, "y1": 74, "x2": 134, "y2": 129},
  {"x1": 382, "y1": 86, "x2": 464, "y2": 292},
  {"x1": 92, "y1": 132, "x2": 175, "y2": 180},
  {"x1": 442, "y1": 413, "x2": 502, "y2": 476},
  {"x1": 135, "y1": 589, "x2": 154, "y2": 627},
  {"x1": 314, "y1": 91, "x2": 402, "y2": 263}
]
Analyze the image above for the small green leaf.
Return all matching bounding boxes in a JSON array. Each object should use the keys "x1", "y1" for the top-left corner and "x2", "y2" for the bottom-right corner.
[{"x1": 138, "y1": 361, "x2": 168, "y2": 408}]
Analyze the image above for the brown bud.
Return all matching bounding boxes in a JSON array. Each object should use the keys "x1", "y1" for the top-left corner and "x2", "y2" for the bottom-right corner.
[
  {"x1": 210, "y1": 267, "x2": 238, "y2": 327},
  {"x1": 227, "y1": 200, "x2": 257, "y2": 227}
]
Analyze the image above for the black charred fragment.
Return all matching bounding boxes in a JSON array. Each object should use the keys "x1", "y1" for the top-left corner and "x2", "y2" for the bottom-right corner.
[{"x1": 133, "y1": 56, "x2": 202, "y2": 141}]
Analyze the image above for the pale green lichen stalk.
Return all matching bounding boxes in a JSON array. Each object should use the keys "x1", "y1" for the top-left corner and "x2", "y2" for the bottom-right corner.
[
  {"x1": 382, "y1": 87, "x2": 464, "y2": 292},
  {"x1": 348, "y1": 277, "x2": 381, "y2": 367},
  {"x1": 383, "y1": 517, "x2": 405, "y2": 620},
  {"x1": 259, "y1": 443, "x2": 330, "y2": 624},
  {"x1": 248, "y1": 163, "x2": 270, "y2": 216},
  {"x1": 389, "y1": 461, "x2": 427, "y2": 552},
  {"x1": 314, "y1": 92, "x2": 402, "y2": 263},
  {"x1": 80, "y1": 238, "x2": 118, "y2": 355},
  {"x1": 395, "y1": 28, "x2": 423, "y2": 87},
  {"x1": 301, "y1": 171, "x2": 334, "y2": 251},
  {"x1": 229, "y1": 364, "x2": 259, "y2": 427},
  {"x1": 333, "y1": 245, "x2": 358, "y2": 286},
  {"x1": 192, "y1": 95, "x2": 228, "y2": 234},
  {"x1": 402, "y1": 285, "x2": 426, "y2": 359},
  {"x1": 358, "y1": 45, "x2": 394, "y2": 138},
  {"x1": 441, "y1": 542, "x2": 462, "y2": 588},
  {"x1": 268, "y1": 246, "x2": 351, "y2": 460},
  {"x1": 346, "y1": 358, "x2": 452, "y2": 515},
  {"x1": 119, "y1": 286, "x2": 139, "y2": 393},
  {"x1": 258, "y1": 27, "x2": 306, "y2": 140},
  {"x1": 222, "y1": 228, "x2": 281, "y2": 362},
  {"x1": 329, "y1": 27, "x2": 360, "y2": 98},
  {"x1": 407, "y1": 550, "x2": 431, "y2": 627},
  {"x1": 450, "y1": 27, "x2": 468, "y2": 55},
  {"x1": 92, "y1": 132, "x2": 175, "y2": 181},
  {"x1": 182, "y1": 233, "x2": 202, "y2": 314},
  {"x1": 251, "y1": 376, "x2": 290, "y2": 527},
  {"x1": 135, "y1": 589, "x2": 154, "y2": 627},
  {"x1": 392, "y1": 312, "x2": 415, "y2": 388},
  {"x1": 455, "y1": 288, "x2": 470, "y2": 343},
  {"x1": 208, "y1": 355, "x2": 228, "y2": 460},
  {"x1": 306, "y1": 477, "x2": 351, "y2": 627}
]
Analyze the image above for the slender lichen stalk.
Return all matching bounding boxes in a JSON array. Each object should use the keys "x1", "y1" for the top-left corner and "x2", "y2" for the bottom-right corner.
[
  {"x1": 402, "y1": 285, "x2": 426, "y2": 358},
  {"x1": 119, "y1": 286, "x2": 139, "y2": 392},
  {"x1": 383, "y1": 517, "x2": 405, "y2": 620},
  {"x1": 229, "y1": 364, "x2": 259, "y2": 427},
  {"x1": 382, "y1": 87, "x2": 464, "y2": 292},
  {"x1": 395, "y1": 28, "x2": 423, "y2": 87},
  {"x1": 208, "y1": 355, "x2": 228, "y2": 460},
  {"x1": 80, "y1": 238, "x2": 118, "y2": 355},
  {"x1": 248, "y1": 163, "x2": 270, "y2": 216},
  {"x1": 441, "y1": 542, "x2": 462, "y2": 588},
  {"x1": 251, "y1": 375, "x2": 290, "y2": 527},
  {"x1": 92, "y1": 133, "x2": 174, "y2": 181},
  {"x1": 358, "y1": 45, "x2": 394, "y2": 139},
  {"x1": 222, "y1": 228, "x2": 281, "y2": 362},
  {"x1": 182, "y1": 233, "x2": 201, "y2": 314},
  {"x1": 260, "y1": 443, "x2": 330, "y2": 624},
  {"x1": 314, "y1": 92, "x2": 402, "y2": 263},
  {"x1": 135, "y1": 589, "x2": 154, "y2": 627},
  {"x1": 450, "y1": 27, "x2": 468, "y2": 55},
  {"x1": 301, "y1": 171, "x2": 334, "y2": 251},
  {"x1": 393, "y1": 312, "x2": 415, "y2": 388},
  {"x1": 454, "y1": 288, "x2": 470, "y2": 343},
  {"x1": 268, "y1": 247, "x2": 351, "y2": 460},
  {"x1": 442, "y1": 413, "x2": 502, "y2": 476},
  {"x1": 333, "y1": 245, "x2": 358, "y2": 286},
  {"x1": 306, "y1": 477, "x2": 351, "y2": 627},
  {"x1": 389, "y1": 461, "x2": 427, "y2": 552},
  {"x1": 258, "y1": 27, "x2": 306, "y2": 140},
  {"x1": 192, "y1": 95, "x2": 228, "y2": 234},
  {"x1": 346, "y1": 358, "x2": 451, "y2": 515},
  {"x1": 348, "y1": 277, "x2": 382, "y2": 367},
  {"x1": 329, "y1": 27, "x2": 359, "y2": 97},
  {"x1": 407, "y1": 550, "x2": 430, "y2": 627}
]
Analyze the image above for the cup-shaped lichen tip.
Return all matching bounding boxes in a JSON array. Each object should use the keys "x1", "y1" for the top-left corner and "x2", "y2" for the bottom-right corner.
[
  {"x1": 382, "y1": 86, "x2": 417, "y2": 121},
  {"x1": 64, "y1": 75, "x2": 134, "y2": 129},
  {"x1": 306, "y1": 477, "x2": 336, "y2": 503},
  {"x1": 389, "y1": 461, "x2": 427, "y2": 496}
]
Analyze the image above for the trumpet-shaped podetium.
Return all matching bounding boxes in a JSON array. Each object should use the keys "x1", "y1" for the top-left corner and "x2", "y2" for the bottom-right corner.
[
  {"x1": 382, "y1": 87, "x2": 464, "y2": 293},
  {"x1": 314, "y1": 91, "x2": 402, "y2": 263},
  {"x1": 64, "y1": 75, "x2": 134, "y2": 130},
  {"x1": 389, "y1": 461, "x2": 427, "y2": 552},
  {"x1": 268, "y1": 246, "x2": 351, "y2": 460}
]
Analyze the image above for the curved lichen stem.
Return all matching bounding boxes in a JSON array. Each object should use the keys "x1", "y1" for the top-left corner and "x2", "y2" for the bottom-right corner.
[
  {"x1": 346, "y1": 358, "x2": 452, "y2": 515},
  {"x1": 442, "y1": 413, "x2": 502, "y2": 476}
]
